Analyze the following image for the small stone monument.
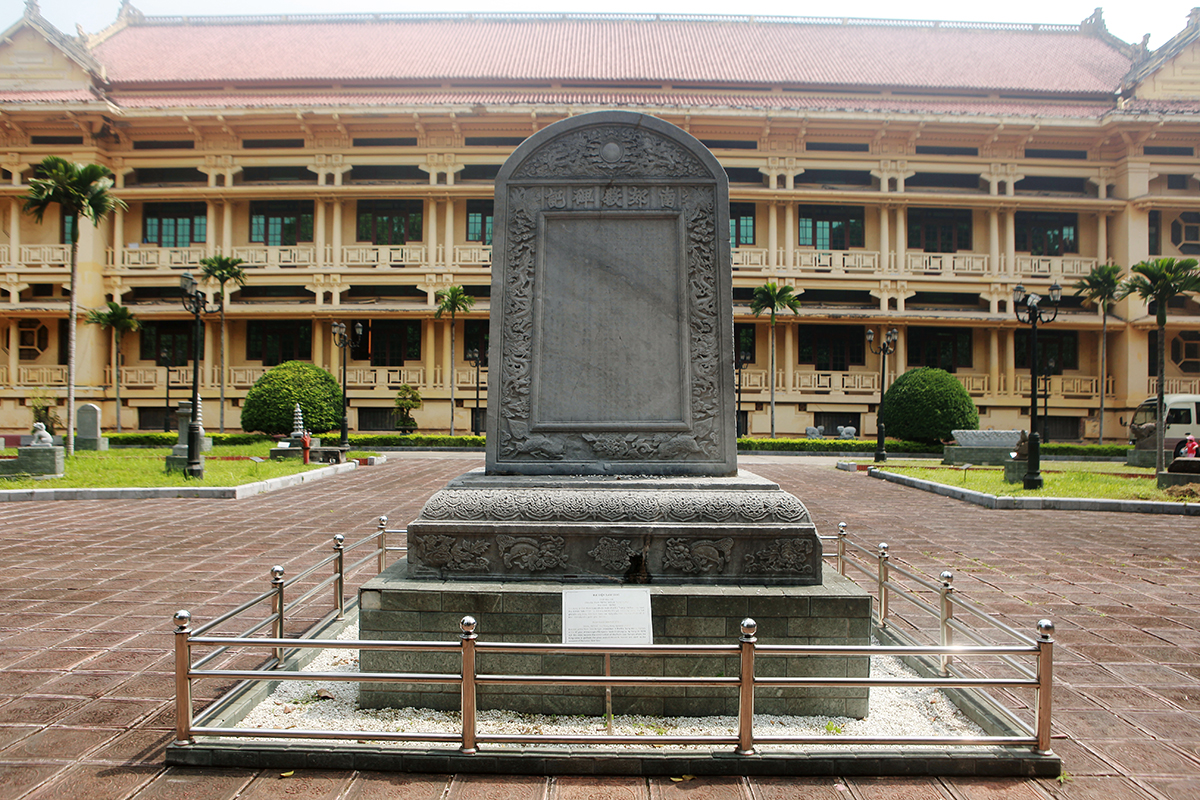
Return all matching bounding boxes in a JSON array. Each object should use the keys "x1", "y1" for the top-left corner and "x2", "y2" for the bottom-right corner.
[
  {"x1": 75, "y1": 403, "x2": 109, "y2": 451},
  {"x1": 164, "y1": 399, "x2": 212, "y2": 473},
  {"x1": 3, "y1": 423, "x2": 64, "y2": 478},
  {"x1": 944, "y1": 429, "x2": 1022, "y2": 466},
  {"x1": 28, "y1": 422, "x2": 53, "y2": 446},
  {"x1": 278, "y1": 403, "x2": 321, "y2": 449},
  {"x1": 361, "y1": 112, "x2": 868, "y2": 718}
]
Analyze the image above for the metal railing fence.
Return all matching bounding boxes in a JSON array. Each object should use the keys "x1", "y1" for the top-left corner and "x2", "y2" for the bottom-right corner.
[{"x1": 171, "y1": 519, "x2": 1054, "y2": 757}]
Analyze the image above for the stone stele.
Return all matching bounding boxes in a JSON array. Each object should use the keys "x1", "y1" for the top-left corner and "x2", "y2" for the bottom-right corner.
[{"x1": 363, "y1": 112, "x2": 862, "y2": 717}]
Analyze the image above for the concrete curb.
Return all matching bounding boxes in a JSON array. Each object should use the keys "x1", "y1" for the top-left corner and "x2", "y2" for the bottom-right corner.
[
  {"x1": 866, "y1": 467, "x2": 1199, "y2": 515},
  {"x1": 0, "y1": 461, "x2": 357, "y2": 502}
]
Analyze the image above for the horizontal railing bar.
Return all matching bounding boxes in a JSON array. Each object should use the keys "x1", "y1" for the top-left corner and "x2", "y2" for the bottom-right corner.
[
  {"x1": 475, "y1": 675, "x2": 740, "y2": 687},
  {"x1": 882, "y1": 584, "x2": 941, "y2": 617},
  {"x1": 754, "y1": 643, "x2": 1036, "y2": 656},
  {"x1": 283, "y1": 553, "x2": 339, "y2": 586},
  {"x1": 284, "y1": 574, "x2": 339, "y2": 611},
  {"x1": 345, "y1": 551, "x2": 382, "y2": 574},
  {"x1": 189, "y1": 636, "x2": 460, "y2": 652},
  {"x1": 840, "y1": 538, "x2": 879, "y2": 559},
  {"x1": 945, "y1": 622, "x2": 1038, "y2": 679},
  {"x1": 190, "y1": 669, "x2": 463, "y2": 685},
  {"x1": 341, "y1": 531, "x2": 384, "y2": 552},
  {"x1": 950, "y1": 596, "x2": 1039, "y2": 645},
  {"x1": 190, "y1": 590, "x2": 276, "y2": 635},
  {"x1": 236, "y1": 615, "x2": 279, "y2": 640},
  {"x1": 754, "y1": 676, "x2": 1039, "y2": 689},
  {"x1": 193, "y1": 726, "x2": 461, "y2": 743},
  {"x1": 841, "y1": 558, "x2": 878, "y2": 581},
  {"x1": 884, "y1": 562, "x2": 943, "y2": 593},
  {"x1": 475, "y1": 643, "x2": 738, "y2": 656}
]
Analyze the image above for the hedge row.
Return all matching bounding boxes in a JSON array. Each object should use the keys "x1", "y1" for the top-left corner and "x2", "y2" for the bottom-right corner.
[
  {"x1": 736, "y1": 437, "x2": 942, "y2": 453},
  {"x1": 346, "y1": 434, "x2": 487, "y2": 448},
  {"x1": 1040, "y1": 443, "x2": 1129, "y2": 457},
  {"x1": 107, "y1": 432, "x2": 274, "y2": 447}
]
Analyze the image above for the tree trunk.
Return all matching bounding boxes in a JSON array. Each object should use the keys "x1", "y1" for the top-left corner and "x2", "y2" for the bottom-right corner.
[
  {"x1": 1097, "y1": 312, "x2": 1107, "y2": 443},
  {"x1": 66, "y1": 230, "x2": 78, "y2": 457},
  {"x1": 449, "y1": 314, "x2": 456, "y2": 436},
  {"x1": 1157, "y1": 323, "x2": 1167, "y2": 474},
  {"x1": 218, "y1": 299, "x2": 226, "y2": 433},
  {"x1": 769, "y1": 315, "x2": 776, "y2": 438}
]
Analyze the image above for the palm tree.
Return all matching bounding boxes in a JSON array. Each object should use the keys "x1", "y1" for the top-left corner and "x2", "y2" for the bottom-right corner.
[
  {"x1": 84, "y1": 302, "x2": 140, "y2": 433},
  {"x1": 199, "y1": 255, "x2": 247, "y2": 432},
  {"x1": 22, "y1": 157, "x2": 127, "y2": 457},
  {"x1": 434, "y1": 285, "x2": 475, "y2": 436},
  {"x1": 1118, "y1": 257, "x2": 1200, "y2": 473},
  {"x1": 750, "y1": 282, "x2": 802, "y2": 438},
  {"x1": 1073, "y1": 262, "x2": 1122, "y2": 444}
]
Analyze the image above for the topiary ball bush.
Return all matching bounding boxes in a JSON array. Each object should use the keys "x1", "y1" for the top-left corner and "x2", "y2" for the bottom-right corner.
[
  {"x1": 878, "y1": 367, "x2": 979, "y2": 444},
  {"x1": 240, "y1": 361, "x2": 342, "y2": 435}
]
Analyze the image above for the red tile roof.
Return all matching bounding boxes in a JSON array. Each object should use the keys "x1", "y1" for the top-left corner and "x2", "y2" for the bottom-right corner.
[
  {"x1": 0, "y1": 89, "x2": 103, "y2": 103},
  {"x1": 109, "y1": 90, "x2": 1118, "y2": 119},
  {"x1": 92, "y1": 15, "x2": 1133, "y2": 96}
]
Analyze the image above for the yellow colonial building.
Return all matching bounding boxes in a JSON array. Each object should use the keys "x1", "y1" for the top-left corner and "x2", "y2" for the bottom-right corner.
[{"x1": 2, "y1": 2, "x2": 1199, "y2": 438}]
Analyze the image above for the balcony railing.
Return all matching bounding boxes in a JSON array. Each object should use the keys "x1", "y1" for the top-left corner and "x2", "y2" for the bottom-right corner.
[
  {"x1": 337, "y1": 245, "x2": 430, "y2": 269},
  {"x1": 17, "y1": 245, "x2": 70, "y2": 269},
  {"x1": 906, "y1": 253, "x2": 989, "y2": 276},
  {"x1": 1150, "y1": 376, "x2": 1200, "y2": 395},
  {"x1": 111, "y1": 247, "x2": 208, "y2": 269},
  {"x1": 1011, "y1": 255, "x2": 1098, "y2": 280},
  {"x1": 453, "y1": 245, "x2": 492, "y2": 266},
  {"x1": 1014, "y1": 375, "x2": 1101, "y2": 397},
  {"x1": 795, "y1": 249, "x2": 880, "y2": 274},
  {"x1": 17, "y1": 365, "x2": 67, "y2": 385},
  {"x1": 230, "y1": 246, "x2": 318, "y2": 269},
  {"x1": 953, "y1": 374, "x2": 990, "y2": 396},
  {"x1": 455, "y1": 367, "x2": 489, "y2": 390}
]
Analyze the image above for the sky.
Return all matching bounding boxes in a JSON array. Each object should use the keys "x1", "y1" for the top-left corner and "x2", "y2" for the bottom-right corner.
[{"x1": 20, "y1": 0, "x2": 1196, "y2": 53}]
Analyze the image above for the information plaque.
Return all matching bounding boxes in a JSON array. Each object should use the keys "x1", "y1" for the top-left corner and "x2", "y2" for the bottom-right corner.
[{"x1": 561, "y1": 587, "x2": 653, "y2": 645}]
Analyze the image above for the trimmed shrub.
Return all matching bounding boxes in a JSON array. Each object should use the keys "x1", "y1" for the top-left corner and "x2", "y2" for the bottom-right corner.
[
  {"x1": 736, "y1": 437, "x2": 942, "y2": 454},
  {"x1": 878, "y1": 367, "x2": 978, "y2": 444},
  {"x1": 240, "y1": 361, "x2": 342, "y2": 435},
  {"x1": 347, "y1": 433, "x2": 485, "y2": 448}
]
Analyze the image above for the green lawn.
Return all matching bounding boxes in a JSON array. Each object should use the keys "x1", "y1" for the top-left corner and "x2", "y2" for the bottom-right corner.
[
  {"x1": 875, "y1": 460, "x2": 1185, "y2": 502},
  {"x1": 0, "y1": 445, "x2": 372, "y2": 490}
]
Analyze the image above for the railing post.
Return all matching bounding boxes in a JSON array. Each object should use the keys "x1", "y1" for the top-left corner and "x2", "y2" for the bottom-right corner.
[
  {"x1": 877, "y1": 543, "x2": 890, "y2": 628},
  {"x1": 377, "y1": 515, "x2": 388, "y2": 573},
  {"x1": 735, "y1": 618, "x2": 757, "y2": 756},
  {"x1": 836, "y1": 522, "x2": 847, "y2": 576},
  {"x1": 333, "y1": 534, "x2": 345, "y2": 621},
  {"x1": 271, "y1": 565, "x2": 285, "y2": 666},
  {"x1": 460, "y1": 615, "x2": 478, "y2": 755},
  {"x1": 173, "y1": 610, "x2": 193, "y2": 745},
  {"x1": 1035, "y1": 619, "x2": 1055, "y2": 754},
  {"x1": 939, "y1": 571, "x2": 955, "y2": 677}
]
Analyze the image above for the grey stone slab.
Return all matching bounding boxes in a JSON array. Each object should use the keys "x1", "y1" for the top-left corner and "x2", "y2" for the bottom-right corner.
[{"x1": 486, "y1": 110, "x2": 735, "y2": 477}]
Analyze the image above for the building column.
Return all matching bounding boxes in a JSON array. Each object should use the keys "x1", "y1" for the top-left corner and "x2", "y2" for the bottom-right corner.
[
  {"x1": 1004, "y1": 328, "x2": 1016, "y2": 396},
  {"x1": 988, "y1": 209, "x2": 1000, "y2": 276},
  {"x1": 894, "y1": 206, "x2": 907, "y2": 270},
  {"x1": 894, "y1": 326, "x2": 906, "y2": 377},
  {"x1": 784, "y1": 201, "x2": 795, "y2": 269},
  {"x1": 201, "y1": 201, "x2": 214, "y2": 257},
  {"x1": 427, "y1": 200, "x2": 438, "y2": 270},
  {"x1": 767, "y1": 201, "x2": 778, "y2": 269},
  {"x1": 8, "y1": 198, "x2": 19, "y2": 268},
  {"x1": 878, "y1": 206, "x2": 890, "y2": 271},
  {"x1": 989, "y1": 329, "x2": 1000, "y2": 398},
  {"x1": 331, "y1": 200, "x2": 343, "y2": 270},
  {"x1": 315, "y1": 200, "x2": 327, "y2": 267},
  {"x1": 782, "y1": 320, "x2": 794, "y2": 394},
  {"x1": 74, "y1": 220, "x2": 109, "y2": 387},
  {"x1": 444, "y1": 199, "x2": 455, "y2": 271},
  {"x1": 1097, "y1": 213, "x2": 1108, "y2": 264},
  {"x1": 442, "y1": 319, "x2": 453, "y2": 390},
  {"x1": 1005, "y1": 210, "x2": 1016, "y2": 279},
  {"x1": 203, "y1": 312, "x2": 217, "y2": 387},
  {"x1": 7, "y1": 320, "x2": 17, "y2": 387},
  {"x1": 222, "y1": 201, "x2": 233, "y2": 256},
  {"x1": 423, "y1": 318, "x2": 436, "y2": 390}
]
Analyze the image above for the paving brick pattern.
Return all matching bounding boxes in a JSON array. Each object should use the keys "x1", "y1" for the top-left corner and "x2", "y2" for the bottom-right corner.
[{"x1": 0, "y1": 454, "x2": 1195, "y2": 798}]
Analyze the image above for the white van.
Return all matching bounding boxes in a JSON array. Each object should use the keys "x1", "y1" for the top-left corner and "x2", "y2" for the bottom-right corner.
[{"x1": 1128, "y1": 394, "x2": 1200, "y2": 458}]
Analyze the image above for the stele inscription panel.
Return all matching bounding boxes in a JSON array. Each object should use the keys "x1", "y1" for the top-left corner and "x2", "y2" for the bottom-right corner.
[{"x1": 485, "y1": 111, "x2": 735, "y2": 476}]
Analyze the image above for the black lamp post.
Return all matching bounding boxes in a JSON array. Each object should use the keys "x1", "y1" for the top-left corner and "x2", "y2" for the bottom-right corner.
[
  {"x1": 1013, "y1": 282, "x2": 1062, "y2": 490},
  {"x1": 179, "y1": 272, "x2": 220, "y2": 480},
  {"x1": 465, "y1": 348, "x2": 483, "y2": 435},
  {"x1": 866, "y1": 327, "x2": 898, "y2": 463},
  {"x1": 160, "y1": 347, "x2": 172, "y2": 433},
  {"x1": 332, "y1": 321, "x2": 364, "y2": 449},
  {"x1": 1043, "y1": 356, "x2": 1056, "y2": 444},
  {"x1": 736, "y1": 350, "x2": 752, "y2": 438}
]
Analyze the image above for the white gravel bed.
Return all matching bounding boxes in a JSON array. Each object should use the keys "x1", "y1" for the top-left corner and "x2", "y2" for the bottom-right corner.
[{"x1": 235, "y1": 622, "x2": 986, "y2": 751}]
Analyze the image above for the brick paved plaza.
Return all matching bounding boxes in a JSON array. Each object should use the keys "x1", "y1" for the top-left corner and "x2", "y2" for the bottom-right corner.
[{"x1": 0, "y1": 454, "x2": 1196, "y2": 799}]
